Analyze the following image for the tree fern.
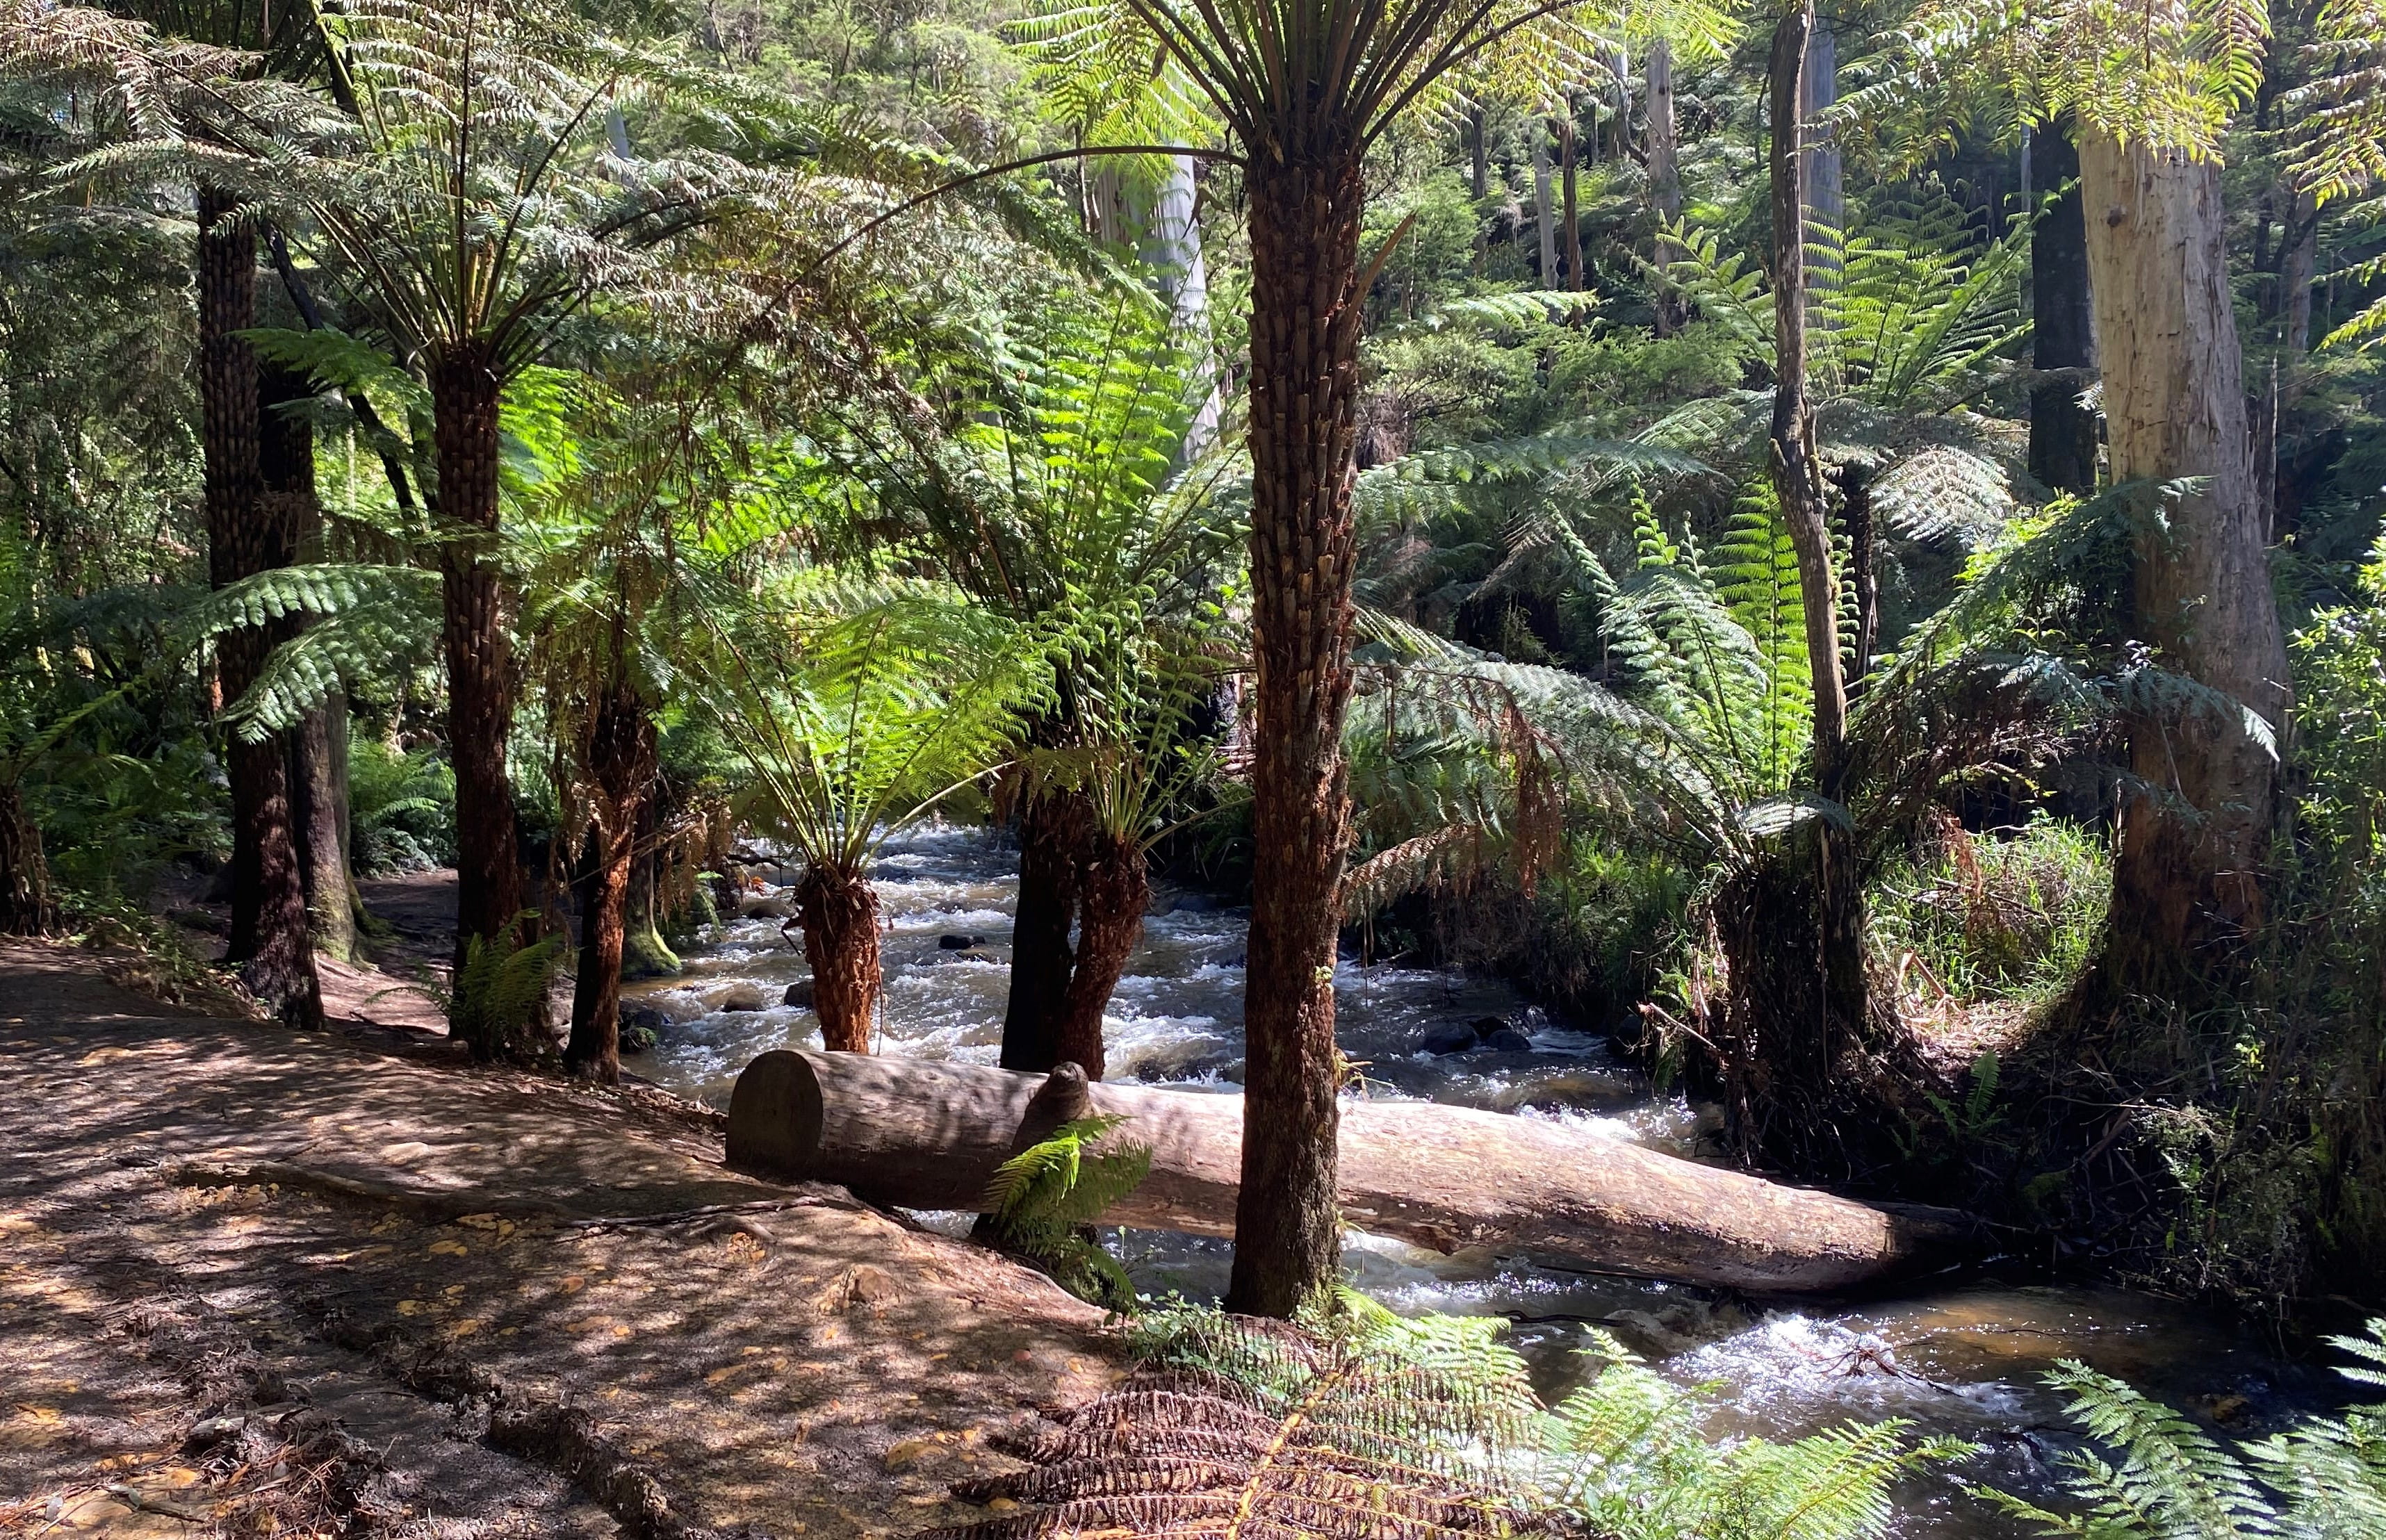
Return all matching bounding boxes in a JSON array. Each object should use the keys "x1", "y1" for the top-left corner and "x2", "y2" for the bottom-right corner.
[
  {"x1": 1984, "y1": 1322, "x2": 2386, "y2": 1540},
  {"x1": 979, "y1": 1113, "x2": 1152, "y2": 1313}
]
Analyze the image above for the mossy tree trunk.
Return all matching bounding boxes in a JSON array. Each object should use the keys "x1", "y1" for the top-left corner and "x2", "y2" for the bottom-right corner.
[{"x1": 798, "y1": 860, "x2": 881, "y2": 1054}]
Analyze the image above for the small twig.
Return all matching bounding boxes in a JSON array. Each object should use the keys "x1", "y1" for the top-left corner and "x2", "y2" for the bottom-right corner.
[
  {"x1": 99, "y1": 1485, "x2": 209, "y2": 1524},
  {"x1": 566, "y1": 1196, "x2": 835, "y2": 1231}
]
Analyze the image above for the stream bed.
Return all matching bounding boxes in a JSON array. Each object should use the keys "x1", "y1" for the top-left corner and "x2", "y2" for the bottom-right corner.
[{"x1": 624, "y1": 823, "x2": 2352, "y2": 1536}]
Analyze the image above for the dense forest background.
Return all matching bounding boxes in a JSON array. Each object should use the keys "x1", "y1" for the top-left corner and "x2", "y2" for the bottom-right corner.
[{"x1": 3, "y1": 0, "x2": 2385, "y2": 1340}]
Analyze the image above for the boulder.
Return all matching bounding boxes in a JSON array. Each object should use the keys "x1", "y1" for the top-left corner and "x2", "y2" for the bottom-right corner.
[
  {"x1": 620, "y1": 1024, "x2": 658, "y2": 1054},
  {"x1": 1418, "y1": 1023, "x2": 1482, "y2": 1056},
  {"x1": 1479, "y1": 1027, "x2": 1535, "y2": 1053},
  {"x1": 620, "y1": 1001, "x2": 671, "y2": 1036},
  {"x1": 782, "y1": 979, "x2": 815, "y2": 1009},
  {"x1": 938, "y1": 933, "x2": 985, "y2": 951},
  {"x1": 713, "y1": 982, "x2": 770, "y2": 1014}
]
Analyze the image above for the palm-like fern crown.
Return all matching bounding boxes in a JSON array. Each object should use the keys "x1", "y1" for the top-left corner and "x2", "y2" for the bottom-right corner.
[
  {"x1": 1009, "y1": 0, "x2": 1738, "y2": 163},
  {"x1": 302, "y1": 0, "x2": 721, "y2": 375},
  {"x1": 705, "y1": 573, "x2": 1052, "y2": 868}
]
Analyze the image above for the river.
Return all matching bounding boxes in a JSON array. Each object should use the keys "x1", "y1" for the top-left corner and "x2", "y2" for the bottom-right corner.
[{"x1": 623, "y1": 822, "x2": 2353, "y2": 1536}]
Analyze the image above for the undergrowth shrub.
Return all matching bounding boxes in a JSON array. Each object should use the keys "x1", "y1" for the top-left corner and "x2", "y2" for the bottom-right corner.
[
  {"x1": 977, "y1": 1112, "x2": 1151, "y2": 1313},
  {"x1": 1870, "y1": 814, "x2": 2109, "y2": 1002},
  {"x1": 346, "y1": 739, "x2": 455, "y2": 875},
  {"x1": 1985, "y1": 1318, "x2": 2386, "y2": 1538},
  {"x1": 925, "y1": 1292, "x2": 1966, "y2": 1540}
]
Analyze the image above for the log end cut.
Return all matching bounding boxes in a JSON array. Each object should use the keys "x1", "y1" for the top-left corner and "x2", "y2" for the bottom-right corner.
[{"x1": 724, "y1": 1049, "x2": 826, "y2": 1181}]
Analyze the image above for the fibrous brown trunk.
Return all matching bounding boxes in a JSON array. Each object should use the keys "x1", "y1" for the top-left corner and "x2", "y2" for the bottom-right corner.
[
  {"x1": 431, "y1": 345, "x2": 521, "y2": 985},
  {"x1": 1054, "y1": 830, "x2": 1149, "y2": 1081},
  {"x1": 798, "y1": 860, "x2": 881, "y2": 1054},
  {"x1": 2078, "y1": 131, "x2": 2292, "y2": 960},
  {"x1": 2029, "y1": 119, "x2": 2100, "y2": 494},
  {"x1": 729, "y1": 1051, "x2": 1980, "y2": 1293},
  {"x1": 999, "y1": 788, "x2": 1090, "y2": 1073},
  {"x1": 1646, "y1": 38, "x2": 1681, "y2": 333},
  {"x1": 263, "y1": 363, "x2": 357, "y2": 966},
  {"x1": 566, "y1": 671, "x2": 656, "y2": 1084},
  {"x1": 1234, "y1": 143, "x2": 1368, "y2": 1318},
  {"x1": 201, "y1": 189, "x2": 322, "y2": 1031},
  {"x1": 0, "y1": 783, "x2": 56, "y2": 936}
]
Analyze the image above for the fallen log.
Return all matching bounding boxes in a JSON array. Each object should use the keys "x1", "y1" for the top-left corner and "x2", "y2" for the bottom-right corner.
[{"x1": 726, "y1": 1050, "x2": 1977, "y2": 1293}]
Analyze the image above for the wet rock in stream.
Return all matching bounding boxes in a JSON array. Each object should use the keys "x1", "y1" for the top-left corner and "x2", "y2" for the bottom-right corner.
[{"x1": 783, "y1": 979, "x2": 814, "y2": 1008}]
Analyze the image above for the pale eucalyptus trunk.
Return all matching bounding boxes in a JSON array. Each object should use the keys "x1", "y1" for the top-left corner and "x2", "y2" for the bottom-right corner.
[{"x1": 2077, "y1": 131, "x2": 2292, "y2": 960}]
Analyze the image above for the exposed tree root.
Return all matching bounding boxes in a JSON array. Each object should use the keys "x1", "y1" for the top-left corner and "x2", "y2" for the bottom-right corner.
[{"x1": 307, "y1": 1304, "x2": 771, "y2": 1540}]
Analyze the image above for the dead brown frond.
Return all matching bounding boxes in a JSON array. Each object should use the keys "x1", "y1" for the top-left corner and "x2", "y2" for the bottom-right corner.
[{"x1": 921, "y1": 1310, "x2": 1575, "y2": 1540}]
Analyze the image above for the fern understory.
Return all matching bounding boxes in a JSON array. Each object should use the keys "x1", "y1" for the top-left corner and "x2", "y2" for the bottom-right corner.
[{"x1": 919, "y1": 1294, "x2": 1966, "y2": 1540}]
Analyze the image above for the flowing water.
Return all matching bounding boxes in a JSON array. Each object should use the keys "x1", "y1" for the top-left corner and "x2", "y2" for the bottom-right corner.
[{"x1": 623, "y1": 823, "x2": 2354, "y2": 1536}]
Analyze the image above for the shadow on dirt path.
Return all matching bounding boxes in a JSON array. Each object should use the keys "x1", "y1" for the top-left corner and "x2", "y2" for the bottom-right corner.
[{"x1": 0, "y1": 937, "x2": 1118, "y2": 1537}]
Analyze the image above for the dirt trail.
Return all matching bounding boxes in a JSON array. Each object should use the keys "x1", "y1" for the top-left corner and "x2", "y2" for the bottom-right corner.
[{"x1": 0, "y1": 937, "x2": 1118, "y2": 1537}]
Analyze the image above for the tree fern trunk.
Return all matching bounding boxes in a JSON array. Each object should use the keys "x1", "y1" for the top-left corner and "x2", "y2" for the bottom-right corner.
[
  {"x1": 0, "y1": 782, "x2": 56, "y2": 937},
  {"x1": 2028, "y1": 118, "x2": 2099, "y2": 495},
  {"x1": 263, "y1": 361, "x2": 357, "y2": 966},
  {"x1": 1233, "y1": 142, "x2": 1367, "y2": 1318},
  {"x1": 566, "y1": 673, "x2": 655, "y2": 1085},
  {"x1": 1760, "y1": 1, "x2": 1865, "y2": 1132},
  {"x1": 1560, "y1": 110, "x2": 1583, "y2": 292},
  {"x1": 1055, "y1": 830, "x2": 1148, "y2": 1081},
  {"x1": 1001, "y1": 787, "x2": 1088, "y2": 1072},
  {"x1": 431, "y1": 344, "x2": 522, "y2": 1002},
  {"x1": 202, "y1": 188, "x2": 322, "y2": 1031},
  {"x1": 2078, "y1": 131, "x2": 2291, "y2": 964},
  {"x1": 799, "y1": 860, "x2": 881, "y2": 1054}
]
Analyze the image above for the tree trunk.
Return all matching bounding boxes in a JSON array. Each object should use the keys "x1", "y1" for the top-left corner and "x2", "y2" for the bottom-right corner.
[
  {"x1": 621, "y1": 803, "x2": 680, "y2": 981},
  {"x1": 291, "y1": 707, "x2": 354, "y2": 961},
  {"x1": 430, "y1": 345, "x2": 521, "y2": 986},
  {"x1": 999, "y1": 788, "x2": 1090, "y2": 1073},
  {"x1": 798, "y1": 860, "x2": 881, "y2": 1054},
  {"x1": 2078, "y1": 131, "x2": 2293, "y2": 960},
  {"x1": 728, "y1": 1051, "x2": 1981, "y2": 1293},
  {"x1": 1646, "y1": 38, "x2": 1681, "y2": 334},
  {"x1": 1235, "y1": 143, "x2": 1368, "y2": 1318},
  {"x1": 1749, "y1": 2, "x2": 1865, "y2": 1154},
  {"x1": 2028, "y1": 118, "x2": 2100, "y2": 494},
  {"x1": 566, "y1": 673, "x2": 656, "y2": 1084},
  {"x1": 1839, "y1": 459, "x2": 1879, "y2": 692},
  {"x1": 2280, "y1": 194, "x2": 2316, "y2": 359},
  {"x1": 262, "y1": 361, "x2": 357, "y2": 967},
  {"x1": 1799, "y1": 15, "x2": 1842, "y2": 325},
  {"x1": 1560, "y1": 110, "x2": 1583, "y2": 292},
  {"x1": 201, "y1": 188, "x2": 321, "y2": 1031},
  {"x1": 0, "y1": 782, "x2": 56, "y2": 936},
  {"x1": 1054, "y1": 830, "x2": 1149, "y2": 1080},
  {"x1": 1533, "y1": 133, "x2": 1558, "y2": 284}
]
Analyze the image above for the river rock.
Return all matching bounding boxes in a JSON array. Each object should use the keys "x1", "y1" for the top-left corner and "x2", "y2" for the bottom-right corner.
[
  {"x1": 620, "y1": 1024, "x2": 658, "y2": 1054},
  {"x1": 782, "y1": 979, "x2": 815, "y2": 1009},
  {"x1": 620, "y1": 1001, "x2": 671, "y2": 1036},
  {"x1": 713, "y1": 982, "x2": 770, "y2": 1013},
  {"x1": 1418, "y1": 1023, "x2": 1482, "y2": 1056},
  {"x1": 1479, "y1": 1027, "x2": 1535, "y2": 1053},
  {"x1": 938, "y1": 933, "x2": 984, "y2": 951},
  {"x1": 951, "y1": 949, "x2": 997, "y2": 964}
]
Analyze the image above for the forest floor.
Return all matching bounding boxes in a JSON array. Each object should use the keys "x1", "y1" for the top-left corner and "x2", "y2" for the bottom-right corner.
[{"x1": 0, "y1": 933, "x2": 1122, "y2": 1538}]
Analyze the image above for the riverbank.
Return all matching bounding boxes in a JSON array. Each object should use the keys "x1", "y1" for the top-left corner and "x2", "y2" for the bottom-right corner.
[{"x1": 0, "y1": 936, "x2": 1120, "y2": 1537}]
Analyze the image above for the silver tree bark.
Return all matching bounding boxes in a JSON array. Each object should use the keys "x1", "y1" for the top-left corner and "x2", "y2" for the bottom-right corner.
[{"x1": 2078, "y1": 131, "x2": 2293, "y2": 953}]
